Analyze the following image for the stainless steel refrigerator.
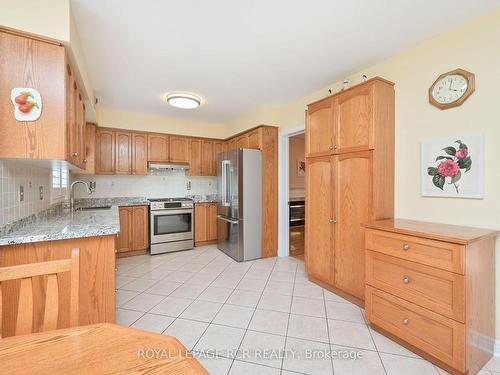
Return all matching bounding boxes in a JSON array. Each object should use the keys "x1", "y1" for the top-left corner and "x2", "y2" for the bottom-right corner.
[{"x1": 217, "y1": 148, "x2": 262, "y2": 261}]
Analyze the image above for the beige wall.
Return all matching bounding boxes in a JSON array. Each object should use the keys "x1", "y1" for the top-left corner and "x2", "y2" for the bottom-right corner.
[
  {"x1": 0, "y1": 0, "x2": 70, "y2": 41},
  {"x1": 97, "y1": 106, "x2": 227, "y2": 138},
  {"x1": 227, "y1": 8, "x2": 500, "y2": 338},
  {"x1": 289, "y1": 134, "x2": 305, "y2": 191}
]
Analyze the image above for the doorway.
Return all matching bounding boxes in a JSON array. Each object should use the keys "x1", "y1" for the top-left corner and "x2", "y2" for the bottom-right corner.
[{"x1": 277, "y1": 126, "x2": 305, "y2": 258}]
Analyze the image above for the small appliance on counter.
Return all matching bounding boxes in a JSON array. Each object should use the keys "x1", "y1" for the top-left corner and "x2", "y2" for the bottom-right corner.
[
  {"x1": 217, "y1": 148, "x2": 262, "y2": 262},
  {"x1": 148, "y1": 197, "x2": 194, "y2": 254}
]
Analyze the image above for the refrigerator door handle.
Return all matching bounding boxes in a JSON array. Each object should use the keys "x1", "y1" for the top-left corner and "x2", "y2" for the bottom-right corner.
[
  {"x1": 217, "y1": 215, "x2": 239, "y2": 224},
  {"x1": 221, "y1": 160, "x2": 230, "y2": 207}
]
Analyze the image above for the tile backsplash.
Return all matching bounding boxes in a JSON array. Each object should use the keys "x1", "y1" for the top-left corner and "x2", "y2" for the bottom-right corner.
[
  {"x1": 71, "y1": 169, "x2": 217, "y2": 199},
  {"x1": 0, "y1": 160, "x2": 55, "y2": 227}
]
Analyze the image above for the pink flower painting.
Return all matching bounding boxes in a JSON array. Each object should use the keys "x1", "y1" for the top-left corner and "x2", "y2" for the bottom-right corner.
[{"x1": 427, "y1": 140, "x2": 472, "y2": 193}]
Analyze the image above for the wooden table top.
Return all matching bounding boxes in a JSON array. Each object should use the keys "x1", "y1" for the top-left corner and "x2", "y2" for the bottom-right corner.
[{"x1": 0, "y1": 323, "x2": 209, "y2": 374}]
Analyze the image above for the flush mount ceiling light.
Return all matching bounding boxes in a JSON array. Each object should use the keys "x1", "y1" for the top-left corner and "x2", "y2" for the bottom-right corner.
[{"x1": 165, "y1": 93, "x2": 201, "y2": 109}]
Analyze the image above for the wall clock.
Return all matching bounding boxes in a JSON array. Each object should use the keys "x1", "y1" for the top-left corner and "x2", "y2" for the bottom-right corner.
[{"x1": 429, "y1": 68, "x2": 475, "y2": 110}]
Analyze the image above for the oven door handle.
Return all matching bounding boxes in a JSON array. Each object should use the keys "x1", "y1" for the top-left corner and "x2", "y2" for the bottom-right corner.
[{"x1": 217, "y1": 215, "x2": 239, "y2": 225}]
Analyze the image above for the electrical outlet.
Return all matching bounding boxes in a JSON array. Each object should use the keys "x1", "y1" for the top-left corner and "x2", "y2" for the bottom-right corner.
[
  {"x1": 186, "y1": 181, "x2": 192, "y2": 190},
  {"x1": 39, "y1": 186, "x2": 44, "y2": 200},
  {"x1": 19, "y1": 185, "x2": 24, "y2": 202}
]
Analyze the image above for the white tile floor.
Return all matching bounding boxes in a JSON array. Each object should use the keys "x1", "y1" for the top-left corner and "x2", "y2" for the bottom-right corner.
[{"x1": 115, "y1": 245, "x2": 498, "y2": 375}]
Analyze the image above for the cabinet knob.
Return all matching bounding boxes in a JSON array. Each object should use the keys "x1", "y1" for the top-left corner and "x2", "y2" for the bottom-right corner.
[
  {"x1": 329, "y1": 145, "x2": 334, "y2": 150},
  {"x1": 402, "y1": 243, "x2": 410, "y2": 251},
  {"x1": 83, "y1": 159, "x2": 87, "y2": 163},
  {"x1": 402, "y1": 318, "x2": 409, "y2": 325},
  {"x1": 403, "y1": 276, "x2": 410, "y2": 284},
  {"x1": 329, "y1": 219, "x2": 337, "y2": 224},
  {"x1": 72, "y1": 152, "x2": 79, "y2": 157},
  {"x1": 334, "y1": 145, "x2": 338, "y2": 149}
]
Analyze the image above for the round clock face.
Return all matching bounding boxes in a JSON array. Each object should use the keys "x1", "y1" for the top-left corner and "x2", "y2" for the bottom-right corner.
[{"x1": 432, "y1": 74, "x2": 468, "y2": 104}]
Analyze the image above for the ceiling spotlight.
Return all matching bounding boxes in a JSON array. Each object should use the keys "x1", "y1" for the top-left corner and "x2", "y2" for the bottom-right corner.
[{"x1": 166, "y1": 93, "x2": 201, "y2": 109}]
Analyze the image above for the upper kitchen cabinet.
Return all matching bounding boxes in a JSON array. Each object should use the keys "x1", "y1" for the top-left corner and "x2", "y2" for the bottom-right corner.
[
  {"x1": 169, "y1": 136, "x2": 189, "y2": 163},
  {"x1": 78, "y1": 122, "x2": 96, "y2": 174},
  {"x1": 236, "y1": 135, "x2": 249, "y2": 149},
  {"x1": 187, "y1": 138, "x2": 202, "y2": 176},
  {"x1": 0, "y1": 29, "x2": 87, "y2": 168},
  {"x1": 148, "y1": 133, "x2": 169, "y2": 162},
  {"x1": 132, "y1": 132, "x2": 148, "y2": 175},
  {"x1": 227, "y1": 138, "x2": 237, "y2": 151},
  {"x1": 0, "y1": 30, "x2": 66, "y2": 161},
  {"x1": 115, "y1": 131, "x2": 132, "y2": 174},
  {"x1": 95, "y1": 128, "x2": 115, "y2": 174},
  {"x1": 306, "y1": 77, "x2": 394, "y2": 156},
  {"x1": 202, "y1": 140, "x2": 215, "y2": 176},
  {"x1": 247, "y1": 129, "x2": 262, "y2": 149},
  {"x1": 306, "y1": 98, "x2": 334, "y2": 156}
]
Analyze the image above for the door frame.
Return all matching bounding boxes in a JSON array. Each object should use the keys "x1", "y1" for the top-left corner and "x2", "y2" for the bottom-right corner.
[{"x1": 278, "y1": 125, "x2": 305, "y2": 257}]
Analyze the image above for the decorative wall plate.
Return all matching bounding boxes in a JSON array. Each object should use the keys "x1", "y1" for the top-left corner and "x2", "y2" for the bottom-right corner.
[{"x1": 10, "y1": 88, "x2": 42, "y2": 121}]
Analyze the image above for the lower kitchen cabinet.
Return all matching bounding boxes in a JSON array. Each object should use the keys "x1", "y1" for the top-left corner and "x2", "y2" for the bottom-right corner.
[
  {"x1": 0, "y1": 235, "x2": 116, "y2": 336},
  {"x1": 117, "y1": 205, "x2": 149, "y2": 257},
  {"x1": 194, "y1": 203, "x2": 217, "y2": 246}
]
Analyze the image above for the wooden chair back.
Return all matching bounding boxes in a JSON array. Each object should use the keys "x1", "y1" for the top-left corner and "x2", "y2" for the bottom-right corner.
[{"x1": 0, "y1": 248, "x2": 79, "y2": 338}]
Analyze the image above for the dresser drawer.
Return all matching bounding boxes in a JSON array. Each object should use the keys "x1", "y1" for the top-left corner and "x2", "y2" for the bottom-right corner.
[
  {"x1": 365, "y1": 229, "x2": 465, "y2": 274},
  {"x1": 366, "y1": 251, "x2": 465, "y2": 322},
  {"x1": 366, "y1": 286, "x2": 465, "y2": 372}
]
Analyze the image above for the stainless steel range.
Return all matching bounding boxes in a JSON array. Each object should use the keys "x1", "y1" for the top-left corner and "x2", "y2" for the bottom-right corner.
[{"x1": 148, "y1": 198, "x2": 194, "y2": 254}]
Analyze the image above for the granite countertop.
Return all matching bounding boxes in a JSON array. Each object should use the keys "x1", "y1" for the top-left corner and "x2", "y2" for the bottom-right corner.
[
  {"x1": 0, "y1": 205, "x2": 120, "y2": 246},
  {"x1": 75, "y1": 197, "x2": 150, "y2": 208},
  {"x1": 189, "y1": 195, "x2": 219, "y2": 203}
]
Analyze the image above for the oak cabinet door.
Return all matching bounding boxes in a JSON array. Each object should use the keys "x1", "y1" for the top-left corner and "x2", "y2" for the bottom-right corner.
[
  {"x1": 170, "y1": 136, "x2": 189, "y2": 163},
  {"x1": 95, "y1": 129, "x2": 115, "y2": 174},
  {"x1": 335, "y1": 85, "x2": 373, "y2": 153},
  {"x1": 131, "y1": 206, "x2": 149, "y2": 250},
  {"x1": 81, "y1": 123, "x2": 96, "y2": 174},
  {"x1": 334, "y1": 151, "x2": 373, "y2": 299},
  {"x1": 117, "y1": 207, "x2": 132, "y2": 252},
  {"x1": 76, "y1": 90, "x2": 86, "y2": 168},
  {"x1": 306, "y1": 98, "x2": 334, "y2": 157},
  {"x1": 148, "y1": 134, "x2": 169, "y2": 162},
  {"x1": 207, "y1": 204, "x2": 218, "y2": 241},
  {"x1": 188, "y1": 139, "x2": 202, "y2": 176},
  {"x1": 0, "y1": 31, "x2": 66, "y2": 161},
  {"x1": 227, "y1": 138, "x2": 237, "y2": 151},
  {"x1": 132, "y1": 133, "x2": 148, "y2": 175},
  {"x1": 305, "y1": 156, "x2": 334, "y2": 284},
  {"x1": 195, "y1": 204, "x2": 208, "y2": 243},
  {"x1": 202, "y1": 140, "x2": 214, "y2": 176},
  {"x1": 247, "y1": 129, "x2": 262, "y2": 149},
  {"x1": 115, "y1": 131, "x2": 132, "y2": 174},
  {"x1": 236, "y1": 135, "x2": 249, "y2": 149},
  {"x1": 213, "y1": 141, "x2": 226, "y2": 173}
]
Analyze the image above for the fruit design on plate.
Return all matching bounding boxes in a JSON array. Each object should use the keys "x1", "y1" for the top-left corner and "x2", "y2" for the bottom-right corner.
[
  {"x1": 10, "y1": 87, "x2": 43, "y2": 121},
  {"x1": 15, "y1": 91, "x2": 39, "y2": 113}
]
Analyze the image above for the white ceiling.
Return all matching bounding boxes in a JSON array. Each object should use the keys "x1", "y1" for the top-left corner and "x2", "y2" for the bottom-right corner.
[{"x1": 71, "y1": 0, "x2": 500, "y2": 123}]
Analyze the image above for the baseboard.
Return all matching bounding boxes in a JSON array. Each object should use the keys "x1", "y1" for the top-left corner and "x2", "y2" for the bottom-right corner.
[{"x1": 494, "y1": 339, "x2": 500, "y2": 358}]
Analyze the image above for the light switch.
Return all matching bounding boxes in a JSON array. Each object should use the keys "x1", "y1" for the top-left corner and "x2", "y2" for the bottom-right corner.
[
  {"x1": 39, "y1": 186, "x2": 43, "y2": 200},
  {"x1": 19, "y1": 185, "x2": 24, "y2": 202}
]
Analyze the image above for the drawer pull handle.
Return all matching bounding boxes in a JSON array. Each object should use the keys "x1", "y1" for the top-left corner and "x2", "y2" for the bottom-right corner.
[
  {"x1": 402, "y1": 318, "x2": 409, "y2": 325},
  {"x1": 402, "y1": 244, "x2": 410, "y2": 251},
  {"x1": 403, "y1": 276, "x2": 410, "y2": 284}
]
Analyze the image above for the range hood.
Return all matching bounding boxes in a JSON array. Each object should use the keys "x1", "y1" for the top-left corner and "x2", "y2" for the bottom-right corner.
[{"x1": 148, "y1": 162, "x2": 190, "y2": 170}]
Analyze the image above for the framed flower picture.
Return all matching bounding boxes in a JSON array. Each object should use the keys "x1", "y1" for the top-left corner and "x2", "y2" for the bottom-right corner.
[{"x1": 421, "y1": 134, "x2": 484, "y2": 198}]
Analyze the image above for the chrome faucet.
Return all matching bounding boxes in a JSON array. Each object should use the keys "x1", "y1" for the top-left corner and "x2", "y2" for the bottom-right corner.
[{"x1": 70, "y1": 180, "x2": 94, "y2": 211}]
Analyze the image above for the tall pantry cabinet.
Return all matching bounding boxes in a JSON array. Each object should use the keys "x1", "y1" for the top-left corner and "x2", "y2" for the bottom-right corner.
[{"x1": 305, "y1": 77, "x2": 395, "y2": 304}]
